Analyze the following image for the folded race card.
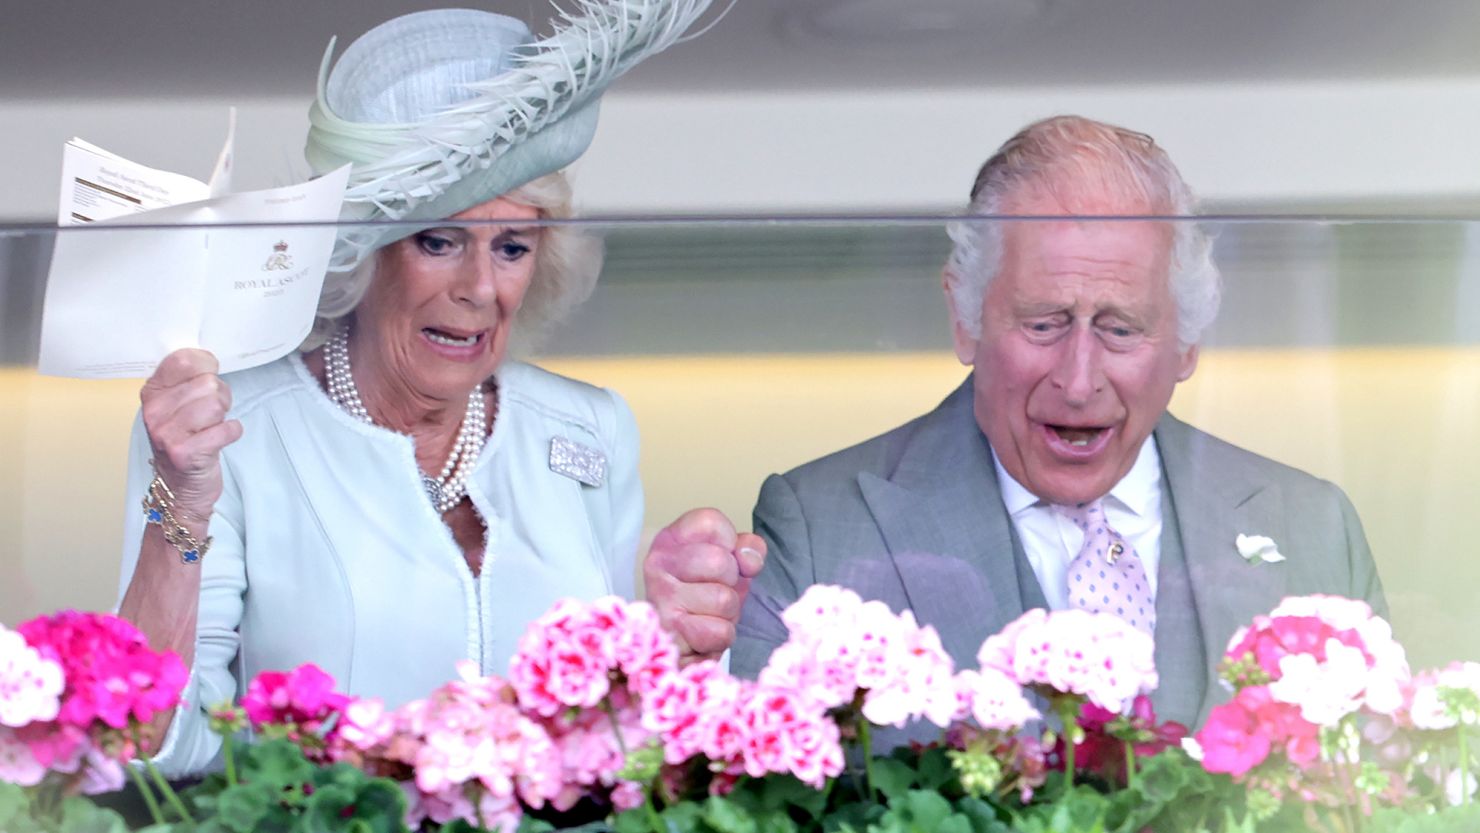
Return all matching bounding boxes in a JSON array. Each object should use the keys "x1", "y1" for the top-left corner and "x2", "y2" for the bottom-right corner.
[{"x1": 38, "y1": 111, "x2": 349, "y2": 379}]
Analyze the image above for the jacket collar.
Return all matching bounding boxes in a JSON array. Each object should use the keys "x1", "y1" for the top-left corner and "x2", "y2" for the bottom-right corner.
[{"x1": 856, "y1": 376, "x2": 1034, "y2": 664}]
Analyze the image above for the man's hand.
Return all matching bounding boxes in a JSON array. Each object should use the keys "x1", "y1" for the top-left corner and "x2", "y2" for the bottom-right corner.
[{"x1": 644, "y1": 508, "x2": 767, "y2": 664}]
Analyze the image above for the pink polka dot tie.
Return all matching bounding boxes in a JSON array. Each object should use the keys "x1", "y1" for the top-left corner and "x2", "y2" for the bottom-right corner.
[{"x1": 1060, "y1": 500, "x2": 1155, "y2": 634}]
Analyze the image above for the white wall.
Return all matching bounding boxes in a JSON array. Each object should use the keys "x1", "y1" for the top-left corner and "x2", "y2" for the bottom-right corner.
[{"x1": 5, "y1": 77, "x2": 1480, "y2": 221}]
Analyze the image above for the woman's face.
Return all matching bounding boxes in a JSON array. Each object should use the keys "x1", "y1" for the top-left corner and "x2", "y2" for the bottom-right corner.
[{"x1": 354, "y1": 197, "x2": 541, "y2": 401}]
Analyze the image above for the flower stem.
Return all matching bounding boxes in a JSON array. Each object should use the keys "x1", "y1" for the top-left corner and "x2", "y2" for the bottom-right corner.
[
  {"x1": 1056, "y1": 698, "x2": 1078, "y2": 798},
  {"x1": 222, "y1": 731, "x2": 238, "y2": 788},
  {"x1": 134, "y1": 726, "x2": 192, "y2": 823},
  {"x1": 1123, "y1": 740, "x2": 1137, "y2": 790},
  {"x1": 603, "y1": 699, "x2": 630, "y2": 756},
  {"x1": 147, "y1": 758, "x2": 192, "y2": 823},
  {"x1": 644, "y1": 793, "x2": 665, "y2": 833},
  {"x1": 1460, "y1": 727, "x2": 1472, "y2": 807},
  {"x1": 857, "y1": 720, "x2": 879, "y2": 804},
  {"x1": 126, "y1": 762, "x2": 166, "y2": 827}
]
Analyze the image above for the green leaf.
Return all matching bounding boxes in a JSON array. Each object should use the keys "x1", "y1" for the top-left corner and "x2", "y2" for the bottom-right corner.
[
  {"x1": 302, "y1": 781, "x2": 358, "y2": 833},
  {"x1": 1014, "y1": 787, "x2": 1109, "y2": 833},
  {"x1": 515, "y1": 816, "x2": 562, "y2": 833},
  {"x1": 869, "y1": 759, "x2": 917, "y2": 802},
  {"x1": 1131, "y1": 751, "x2": 1192, "y2": 805},
  {"x1": 346, "y1": 781, "x2": 410, "y2": 833},
  {"x1": 0, "y1": 782, "x2": 42, "y2": 833},
  {"x1": 703, "y1": 796, "x2": 758, "y2": 833},
  {"x1": 899, "y1": 790, "x2": 953, "y2": 833},
  {"x1": 239, "y1": 739, "x2": 316, "y2": 800},
  {"x1": 758, "y1": 776, "x2": 827, "y2": 818},
  {"x1": 756, "y1": 809, "x2": 800, "y2": 833},
  {"x1": 660, "y1": 801, "x2": 704, "y2": 833},
  {"x1": 1062, "y1": 786, "x2": 1110, "y2": 833},
  {"x1": 914, "y1": 748, "x2": 955, "y2": 793},
  {"x1": 751, "y1": 775, "x2": 822, "y2": 822},
  {"x1": 610, "y1": 807, "x2": 654, "y2": 833},
  {"x1": 1368, "y1": 803, "x2": 1480, "y2": 833},
  {"x1": 955, "y1": 797, "x2": 1013, "y2": 833},
  {"x1": 55, "y1": 797, "x2": 131, "y2": 833},
  {"x1": 822, "y1": 800, "x2": 884, "y2": 833},
  {"x1": 213, "y1": 782, "x2": 275, "y2": 833}
]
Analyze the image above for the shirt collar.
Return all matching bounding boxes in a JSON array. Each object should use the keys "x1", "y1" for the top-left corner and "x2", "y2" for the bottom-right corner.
[{"x1": 990, "y1": 434, "x2": 1162, "y2": 518}]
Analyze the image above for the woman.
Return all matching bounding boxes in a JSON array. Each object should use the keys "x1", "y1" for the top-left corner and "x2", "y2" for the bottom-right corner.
[{"x1": 116, "y1": 2, "x2": 762, "y2": 778}]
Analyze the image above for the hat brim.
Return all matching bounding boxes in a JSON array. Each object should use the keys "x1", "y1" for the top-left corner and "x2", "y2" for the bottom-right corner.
[{"x1": 357, "y1": 100, "x2": 600, "y2": 254}]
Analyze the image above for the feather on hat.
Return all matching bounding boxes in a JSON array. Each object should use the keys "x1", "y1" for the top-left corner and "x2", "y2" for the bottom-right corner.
[{"x1": 305, "y1": 0, "x2": 713, "y2": 273}]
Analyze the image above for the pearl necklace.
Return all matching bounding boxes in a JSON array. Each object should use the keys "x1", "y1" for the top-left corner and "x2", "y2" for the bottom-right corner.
[{"x1": 325, "y1": 327, "x2": 487, "y2": 514}]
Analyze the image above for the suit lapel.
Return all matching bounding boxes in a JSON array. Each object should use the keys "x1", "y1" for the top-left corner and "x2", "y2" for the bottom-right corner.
[
  {"x1": 1148, "y1": 477, "x2": 1208, "y2": 727},
  {"x1": 1156, "y1": 415, "x2": 1293, "y2": 724},
  {"x1": 858, "y1": 378, "x2": 1034, "y2": 666}
]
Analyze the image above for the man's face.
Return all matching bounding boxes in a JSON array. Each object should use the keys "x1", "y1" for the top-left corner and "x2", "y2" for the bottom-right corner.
[{"x1": 953, "y1": 205, "x2": 1198, "y2": 506}]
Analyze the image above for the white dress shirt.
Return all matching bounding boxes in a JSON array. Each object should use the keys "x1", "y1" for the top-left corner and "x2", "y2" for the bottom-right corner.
[
  {"x1": 991, "y1": 437, "x2": 1164, "y2": 611},
  {"x1": 118, "y1": 355, "x2": 643, "y2": 777}
]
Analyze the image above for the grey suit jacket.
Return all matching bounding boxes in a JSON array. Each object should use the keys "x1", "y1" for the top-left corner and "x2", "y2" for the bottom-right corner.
[{"x1": 734, "y1": 376, "x2": 1386, "y2": 729}]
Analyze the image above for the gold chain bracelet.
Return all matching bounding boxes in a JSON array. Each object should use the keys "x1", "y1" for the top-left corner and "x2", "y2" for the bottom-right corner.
[{"x1": 142, "y1": 462, "x2": 212, "y2": 564}]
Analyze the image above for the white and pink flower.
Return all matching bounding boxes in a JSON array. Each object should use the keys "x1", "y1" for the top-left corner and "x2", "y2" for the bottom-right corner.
[
  {"x1": 976, "y1": 608, "x2": 1158, "y2": 714},
  {"x1": 954, "y1": 667, "x2": 1040, "y2": 732},
  {"x1": 760, "y1": 585, "x2": 958, "y2": 729},
  {"x1": 1405, "y1": 661, "x2": 1480, "y2": 730},
  {"x1": 0, "y1": 624, "x2": 64, "y2": 728}
]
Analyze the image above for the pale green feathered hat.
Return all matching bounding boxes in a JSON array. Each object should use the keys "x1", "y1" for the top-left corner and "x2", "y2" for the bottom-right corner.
[{"x1": 304, "y1": 0, "x2": 713, "y2": 274}]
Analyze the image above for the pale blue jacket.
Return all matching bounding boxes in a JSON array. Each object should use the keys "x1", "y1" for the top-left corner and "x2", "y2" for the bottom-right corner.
[{"x1": 118, "y1": 355, "x2": 642, "y2": 777}]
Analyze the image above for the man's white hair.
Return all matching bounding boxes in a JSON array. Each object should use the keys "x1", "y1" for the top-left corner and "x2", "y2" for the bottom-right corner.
[
  {"x1": 302, "y1": 169, "x2": 603, "y2": 356},
  {"x1": 944, "y1": 115, "x2": 1221, "y2": 349}
]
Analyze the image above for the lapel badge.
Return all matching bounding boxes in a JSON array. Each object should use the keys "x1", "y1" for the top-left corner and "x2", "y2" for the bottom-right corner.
[{"x1": 549, "y1": 436, "x2": 606, "y2": 488}]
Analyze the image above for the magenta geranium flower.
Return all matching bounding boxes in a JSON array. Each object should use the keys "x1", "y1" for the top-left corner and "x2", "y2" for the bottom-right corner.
[
  {"x1": 17, "y1": 611, "x2": 186, "y2": 733},
  {"x1": 242, "y1": 663, "x2": 349, "y2": 734}
]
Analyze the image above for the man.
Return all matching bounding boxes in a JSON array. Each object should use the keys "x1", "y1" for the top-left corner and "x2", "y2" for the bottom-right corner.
[{"x1": 660, "y1": 115, "x2": 1385, "y2": 729}]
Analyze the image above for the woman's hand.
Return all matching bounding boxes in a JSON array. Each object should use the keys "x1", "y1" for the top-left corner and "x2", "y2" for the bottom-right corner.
[
  {"x1": 643, "y1": 508, "x2": 767, "y2": 664},
  {"x1": 139, "y1": 349, "x2": 244, "y2": 520}
]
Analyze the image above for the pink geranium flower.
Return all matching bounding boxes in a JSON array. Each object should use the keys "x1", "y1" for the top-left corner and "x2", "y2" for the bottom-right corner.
[
  {"x1": 0, "y1": 726, "x2": 46, "y2": 786},
  {"x1": 509, "y1": 597, "x2": 680, "y2": 718},
  {"x1": 537, "y1": 693, "x2": 648, "y2": 810},
  {"x1": 373, "y1": 663, "x2": 563, "y2": 830},
  {"x1": 641, "y1": 659, "x2": 845, "y2": 790},
  {"x1": 641, "y1": 660, "x2": 742, "y2": 765}
]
